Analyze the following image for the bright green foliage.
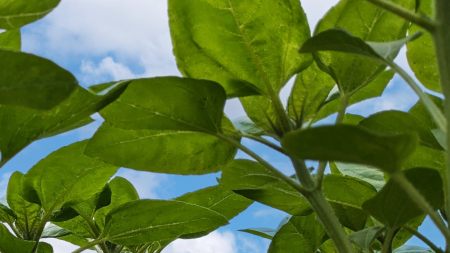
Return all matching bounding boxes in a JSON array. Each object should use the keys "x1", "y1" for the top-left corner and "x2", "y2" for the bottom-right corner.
[
  {"x1": 41, "y1": 224, "x2": 72, "y2": 238},
  {"x1": 22, "y1": 140, "x2": 118, "y2": 213},
  {"x1": 0, "y1": 223, "x2": 46, "y2": 253},
  {"x1": 233, "y1": 116, "x2": 266, "y2": 136},
  {"x1": 0, "y1": 50, "x2": 77, "y2": 110},
  {"x1": 239, "y1": 96, "x2": 282, "y2": 136},
  {"x1": 0, "y1": 29, "x2": 20, "y2": 50},
  {"x1": 0, "y1": 0, "x2": 60, "y2": 29},
  {"x1": 169, "y1": 0, "x2": 312, "y2": 97},
  {"x1": 348, "y1": 226, "x2": 385, "y2": 251},
  {"x1": 282, "y1": 125, "x2": 418, "y2": 173},
  {"x1": 312, "y1": 0, "x2": 413, "y2": 94},
  {"x1": 268, "y1": 213, "x2": 328, "y2": 253},
  {"x1": 363, "y1": 168, "x2": 444, "y2": 229},
  {"x1": 221, "y1": 159, "x2": 312, "y2": 215},
  {"x1": 333, "y1": 162, "x2": 386, "y2": 191}
]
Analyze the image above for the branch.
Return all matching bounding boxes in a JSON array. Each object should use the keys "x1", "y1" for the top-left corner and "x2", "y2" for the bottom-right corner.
[{"x1": 403, "y1": 225, "x2": 445, "y2": 253}]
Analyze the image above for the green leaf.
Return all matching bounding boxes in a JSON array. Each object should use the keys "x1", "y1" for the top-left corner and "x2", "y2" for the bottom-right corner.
[
  {"x1": 0, "y1": 49, "x2": 78, "y2": 110},
  {"x1": 392, "y1": 215, "x2": 425, "y2": 249},
  {"x1": 42, "y1": 223, "x2": 72, "y2": 238},
  {"x1": 402, "y1": 145, "x2": 445, "y2": 172},
  {"x1": 334, "y1": 162, "x2": 386, "y2": 191},
  {"x1": 98, "y1": 199, "x2": 228, "y2": 245},
  {"x1": 342, "y1": 114, "x2": 365, "y2": 125},
  {"x1": 85, "y1": 119, "x2": 237, "y2": 175},
  {"x1": 300, "y1": 28, "x2": 422, "y2": 63},
  {"x1": 393, "y1": 245, "x2": 434, "y2": 252},
  {"x1": 408, "y1": 94, "x2": 443, "y2": 130},
  {"x1": 49, "y1": 207, "x2": 79, "y2": 222},
  {"x1": 406, "y1": 0, "x2": 440, "y2": 92},
  {"x1": 57, "y1": 234, "x2": 92, "y2": 249},
  {"x1": 22, "y1": 140, "x2": 118, "y2": 214},
  {"x1": 322, "y1": 174, "x2": 378, "y2": 231},
  {"x1": 6, "y1": 171, "x2": 41, "y2": 240},
  {"x1": 282, "y1": 125, "x2": 418, "y2": 173},
  {"x1": 239, "y1": 228, "x2": 276, "y2": 239},
  {"x1": 95, "y1": 177, "x2": 139, "y2": 230},
  {"x1": 239, "y1": 96, "x2": 281, "y2": 136},
  {"x1": 268, "y1": 213, "x2": 328, "y2": 253},
  {"x1": 52, "y1": 216, "x2": 92, "y2": 238},
  {"x1": 169, "y1": 0, "x2": 312, "y2": 97},
  {"x1": 0, "y1": 82, "x2": 128, "y2": 167},
  {"x1": 310, "y1": 0, "x2": 414, "y2": 94},
  {"x1": 0, "y1": 196, "x2": 16, "y2": 225},
  {"x1": 315, "y1": 70, "x2": 394, "y2": 122},
  {"x1": 0, "y1": 0, "x2": 60, "y2": 29},
  {"x1": 221, "y1": 159, "x2": 312, "y2": 215},
  {"x1": 233, "y1": 116, "x2": 266, "y2": 136},
  {"x1": 0, "y1": 223, "x2": 35, "y2": 253},
  {"x1": 358, "y1": 110, "x2": 442, "y2": 150},
  {"x1": 362, "y1": 168, "x2": 444, "y2": 229},
  {"x1": 100, "y1": 77, "x2": 227, "y2": 133},
  {"x1": 348, "y1": 226, "x2": 385, "y2": 251},
  {"x1": 36, "y1": 242, "x2": 53, "y2": 253},
  {"x1": 0, "y1": 29, "x2": 20, "y2": 50},
  {"x1": 288, "y1": 61, "x2": 336, "y2": 126}
]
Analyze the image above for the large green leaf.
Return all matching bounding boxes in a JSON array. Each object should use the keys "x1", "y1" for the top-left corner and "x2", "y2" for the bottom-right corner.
[
  {"x1": 311, "y1": 0, "x2": 413, "y2": 94},
  {"x1": 0, "y1": 29, "x2": 20, "y2": 50},
  {"x1": 169, "y1": 0, "x2": 312, "y2": 97},
  {"x1": 348, "y1": 226, "x2": 385, "y2": 251},
  {"x1": 95, "y1": 177, "x2": 139, "y2": 230},
  {"x1": 268, "y1": 213, "x2": 328, "y2": 253},
  {"x1": 282, "y1": 125, "x2": 418, "y2": 173},
  {"x1": 97, "y1": 199, "x2": 228, "y2": 245},
  {"x1": 0, "y1": 82, "x2": 128, "y2": 167},
  {"x1": 358, "y1": 110, "x2": 442, "y2": 150},
  {"x1": 0, "y1": 49, "x2": 78, "y2": 110},
  {"x1": 322, "y1": 175, "x2": 377, "y2": 231},
  {"x1": 403, "y1": 145, "x2": 445, "y2": 172},
  {"x1": 85, "y1": 119, "x2": 237, "y2": 175},
  {"x1": 100, "y1": 77, "x2": 227, "y2": 133},
  {"x1": 22, "y1": 140, "x2": 118, "y2": 214},
  {"x1": 287, "y1": 61, "x2": 336, "y2": 126},
  {"x1": 406, "y1": 0, "x2": 439, "y2": 92},
  {"x1": 408, "y1": 94, "x2": 443, "y2": 130},
  {"x1": 334, "y1": 162, "x2": 385, "y2": 191},
  {"x1": 6, "y1": 171, "x2": 41, "y2": 240},
  {"x1": 362, "y1": 168, "x2": 444, "y2": 229},
  {"x1": 315, "y1": 70, "x2": 394, "y2": 122},
  {"x1": 0, "y1": 223, "x2": 36, "y2": 253},
  {"x1": 41, "y1": 223, "x2": 72, "y2": 238},
  {"x1": 0, "y1": 0, "x2": 60, "y2": 29},
  {"x1": 221, "y1": 159, "x2": 312, "y2": 215}
]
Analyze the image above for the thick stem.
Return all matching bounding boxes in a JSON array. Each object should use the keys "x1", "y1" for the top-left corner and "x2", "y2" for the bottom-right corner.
[
  {"x1": 381, "y1": 229, "x2": 395, "y2": 253},
  {"x1": 391, "y1": 173, "x2": 450, "y2": 242},
  {"x1": 292, "y1": 159, "x2": 315, "y2": 190},
  {"x1": 315, "y1": 161, "x2": 328, "y2": 189},
  {"x1": 365, "y1": 0, "x2": 436, "y2": 31},
  {"x1": 305, "y1": 190, "x2": 356, "y2": 253},
  {"x1": 335, "y1": 95, "x2": 349, "y2": 125},
  {"x1": 403, "y1": 225, "x2": 445, "y2": 253}
]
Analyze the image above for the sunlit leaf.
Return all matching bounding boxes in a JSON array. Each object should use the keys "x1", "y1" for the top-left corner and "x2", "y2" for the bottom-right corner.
[{"x1": 0, "y1": 0, "x2": 60, "y2": 29}]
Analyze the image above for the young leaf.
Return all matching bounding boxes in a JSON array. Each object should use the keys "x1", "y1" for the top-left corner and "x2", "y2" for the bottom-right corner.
[
  {"x1": 98, "y1": 199, "x2": 229, "y2": 245},
  {"x1": 334, "y1": 162, "x2": 386, "y2": 191},
  {"x1": 0, "y1": 29, "x2": 20, "y2": 50},
  {"x1": 287, "y1": 61, "x2": 336, "y2": 126},
  {"x1": 85, "y1": 120, "x2": 237, "y2": 175},
  {"x1": 362, "y1": 168, "x2": 444, "y2": 229},
  {"x1": 348, "y1": 226, "x2": 385, "y2": 251},
  {"x1": 322, "y1": 175, "x2": 378, "y2": 231},
  {"x1": 0, "y1": 197, "x2": 15, "y2": 224},
  {"x1": 41, "y1": 223, "x2": 72, "y2": 238},
  {"x1": 239, "y1": 96, "x2": 282, "y2": 136},
  {"x1": 239, "y1": 228, "x2": 276, "y2": 239},
  {"x1": 95, "y1": 177, "x2": 139, "y2": 230},
  {"x1": 268, "y1": 213, "x2": 328, "y2": 253},
  {"x1": 21, "y1": 140, "x2": 118, "y2": 214},
  {"x1": 221, "y1": 159, "x2": 312, "y2": 215},
  {"x1": 406, "y1": 0, "x2": 440, "y2": 92},
  {"x1": 310, "y1": 0, "x2": 414, "y2": 93},
  {"x1": 358, "y1": 110, "x2": 442, "y2": 150},
  {"x1": 281, "y1": 125, "x2": 418, "y2": 173},
  {"x1": 169, "y1": 0, "x2": 312, "y2": 97},
  {"x1": 0, "y1": 0, "x2": 60, "y2": 29},
  {"x1": 233, "y1": 116, "x2": 266, "y2": 136},
  {"x1": 100, "y1": 77, "x2": 227, "y2": 133},
  {"x1": 0, "y1": 49, "x2": 78, "y2": 110},
  {"x1": 6, "y1": 171, "x2": 41, "y2": 240},
  {"x1": 0, "y1": 81, "x2": 129, "y2": 167},
  {"x1": 0, "y1": 223, "x2": 41, "y2": 253}
]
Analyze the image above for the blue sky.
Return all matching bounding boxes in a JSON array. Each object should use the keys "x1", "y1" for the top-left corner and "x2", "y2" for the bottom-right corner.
[{"x1": 0, "y1": 0, "x2": 444, "y2": 252}]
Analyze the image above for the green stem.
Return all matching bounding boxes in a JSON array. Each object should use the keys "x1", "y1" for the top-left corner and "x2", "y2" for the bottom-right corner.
[
  {"x1": 387, "y1": 61, "x2": 446, "y2": 133},
  {"x1": 391, "y1": 173, "x2": 450, "y2": 242},
  {"x1": 315, "y1": 161, "x2": 328, "y2": 189},
  {"x1": 241, "y1": 134, "x2": 287, "y2": 155},
  {"x1": 403, "y1": 225, "x2": 444, "y2": 253},
  {"x1": 365, "y1": 0, "x2": 436, "y2": 32},
  {"x1": 335, "y1": 95, "x2": 349, "y2": 125},
  {"x1": 72, "y1": 239, "x2": 107, "y2": 253},
  {"x1": 7, "y1": 221, "x2": 22, "y2": 239},
  {"x1": 84, "y1": 217, "x2": 109, "y2": 253},
  {"x1": 381, "y1": 229, "x2": 395, "y2": 253},
  {"x1": 31, "y1": 212, "x2": 52, "y2": 253}
]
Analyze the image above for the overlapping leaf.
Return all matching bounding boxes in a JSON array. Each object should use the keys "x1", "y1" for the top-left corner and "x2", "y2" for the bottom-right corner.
[
  {"x1": 0, "y1": 0, "x2": 60, "y2": 29},
  {"x1": 0, "y1": 29, "x2": 20, "y2": 50}
]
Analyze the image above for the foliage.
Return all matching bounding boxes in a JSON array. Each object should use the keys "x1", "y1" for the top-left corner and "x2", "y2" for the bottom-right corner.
[{"x1": 0, "y1": 0, "x2": 449, "y2": 252}]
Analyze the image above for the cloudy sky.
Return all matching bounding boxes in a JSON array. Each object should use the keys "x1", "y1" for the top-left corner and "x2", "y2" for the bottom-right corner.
[{"x1": 0, "y1": 0, "x2": 443, "y2": 252}]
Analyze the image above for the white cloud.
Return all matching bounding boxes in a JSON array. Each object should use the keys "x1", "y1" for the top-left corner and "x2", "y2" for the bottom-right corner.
[
  {"x1": 0, "y1": 172, "x2": 12, "y2": 197},
  {"x1": 114, "y1": 169, "x2": 168, "y2": 199},
  {"x1": 81, "y1": 57, "x2": 138, "y2": 85},
  {"x1": 163, "y1": 230, "x2": 237, "y2": 253},
  {"x1": 253, "y1": 208, "x2": 285, "y2": 219}
]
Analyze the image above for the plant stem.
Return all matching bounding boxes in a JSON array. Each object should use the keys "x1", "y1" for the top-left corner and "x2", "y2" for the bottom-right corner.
[
  {"x1": 365, "y1": 0, "x2": 436, "y2": 32},
  {"x1": 387, "y1": 61, "x2": 446, "y2": 133},
  {"x1": 403, "y1": 225, "x2": 445, "y2": 253},
  {"x1": 381, "y1": 229, "x2": 395, "y2": 253},
  {"x1": 241, "y1": 134, "x2": 287, "y2": 155},
  {"x1": 31, "y1": 212, "x2": 52, "y2": 253},
  {"x1": 315, "y1": 161, "x2": 328, "y2": 189},
  {"x1": 391, "y1": 173, "x2": 450, "y2": 241},
  {"x1": 7, "y1": 221, "x2": 22, "y2": 239},
  {"x1": 72, "y1": 239, "x2": 106, "y2": 253},
  {"x1": 335, "y1": 95, "x2": 349, "y2": 125},
  {"x1": 84, "y1": 217, "x2": 109, "y2": 253}
]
